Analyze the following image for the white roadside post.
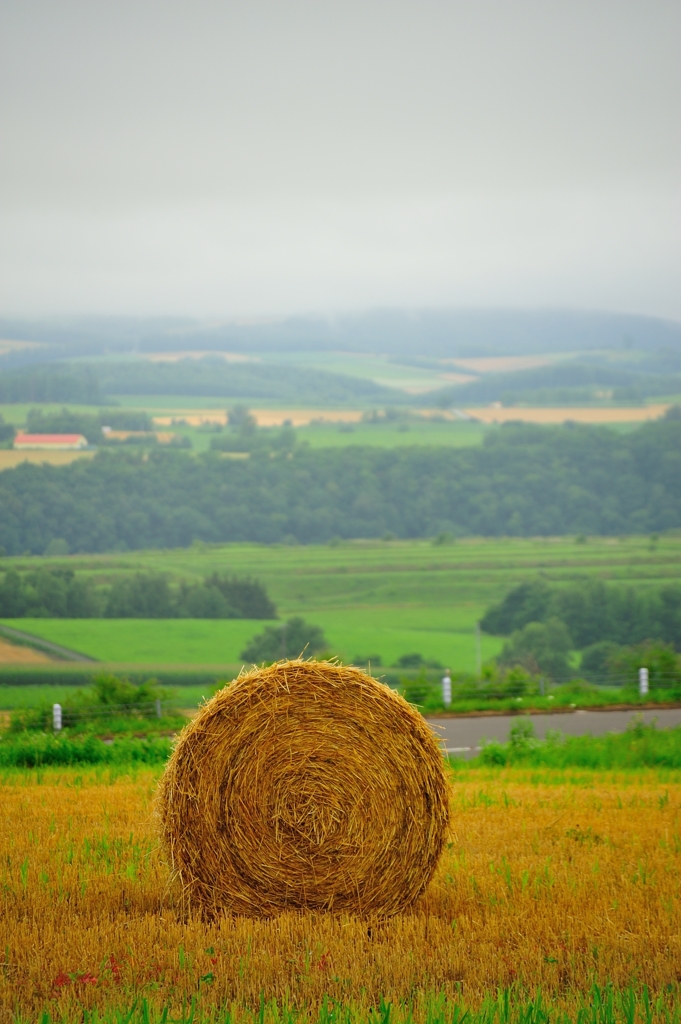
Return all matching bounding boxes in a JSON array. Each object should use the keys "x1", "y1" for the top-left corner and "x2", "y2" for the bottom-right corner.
[
  {"x1": 53, "y1": 703, "x2": 62, "y2": 732},
  {"x1": 442, "y1": 669, "x2": 452, "y2": 708},
  {"x1": 155, "y1": 699, "x2": 162, "y2": 719},
  {"x1": 639, "y1": 667, "x2": 649, "y2": 698}
]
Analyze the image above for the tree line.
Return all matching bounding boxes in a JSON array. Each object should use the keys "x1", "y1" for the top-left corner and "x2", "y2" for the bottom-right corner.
[
  {"x1": 482, "y1": 576, "x2": 681, "y2": 682},
  {"x1": 481, "y1": 577, "x2": 681, "y2": 650},
  {"x1": 0, "y1": 417, "x2": 680, "y2": 554},
  {"x1": 0, "y1": 568, "x2": 276, "y2": 619}
]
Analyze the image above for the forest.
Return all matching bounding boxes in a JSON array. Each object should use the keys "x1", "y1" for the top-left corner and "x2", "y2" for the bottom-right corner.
[{"x1": 0, "y1": 417, "x2": 680, "y2": 554}]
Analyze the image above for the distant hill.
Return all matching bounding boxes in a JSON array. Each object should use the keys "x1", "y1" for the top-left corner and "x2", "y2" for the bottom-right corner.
[
  {"x1": 426, "y1": 361, "x2": 681, "y2": 407},
  {"x1": 0, "y1": 358, "x2": 409, "y2": 406},
  {"x1": 2, "y1": 309, "x2": 680, "y2": 363}
]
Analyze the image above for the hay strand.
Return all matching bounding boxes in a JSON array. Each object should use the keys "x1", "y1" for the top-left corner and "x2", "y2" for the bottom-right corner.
[{"x1": 157, "y1": 659, "x2": 449, "y2": 917}]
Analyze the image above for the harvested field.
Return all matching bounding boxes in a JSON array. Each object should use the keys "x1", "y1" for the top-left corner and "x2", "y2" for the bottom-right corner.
[
  {"x1": 0, "y1": 637, "x2": 52, "y2": 664},
  {"x1": 154, "y1": 409, "x2": 366, "y2": 427},
  {"x1": 0, "y1": 449, "x2": 95, "y2": 469},
  {"x1": 1, "y1": 765, "x2": 679, "y2": 1020},
  {"x1": 466, "y1": 404, "x2": 670, "y2": 424}
]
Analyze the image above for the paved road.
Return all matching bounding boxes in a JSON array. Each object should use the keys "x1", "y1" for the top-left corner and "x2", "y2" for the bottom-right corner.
[{"x1": 426, "y1": 707, "x2": 681, "y2": 758}]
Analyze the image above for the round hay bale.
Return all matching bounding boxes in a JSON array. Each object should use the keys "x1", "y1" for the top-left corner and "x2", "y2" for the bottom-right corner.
[{"x1": 157, "y1": 659, "x2": 449, "y2": 917}]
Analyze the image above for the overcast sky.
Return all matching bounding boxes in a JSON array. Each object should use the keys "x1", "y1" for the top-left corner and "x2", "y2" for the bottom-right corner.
[{"x1": 1, "y1": 0, "x2": 679, "y2": 320}]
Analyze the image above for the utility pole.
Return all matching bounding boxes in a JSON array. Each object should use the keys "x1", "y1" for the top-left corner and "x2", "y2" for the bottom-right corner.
[{"x1": 475, "y1": 622, "x2": 482, "y2": 677}]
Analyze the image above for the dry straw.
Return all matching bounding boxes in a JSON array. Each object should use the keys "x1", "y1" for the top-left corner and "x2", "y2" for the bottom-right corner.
[{"x1": 158, "y1": 658, "x2": 449, "y2": 917}]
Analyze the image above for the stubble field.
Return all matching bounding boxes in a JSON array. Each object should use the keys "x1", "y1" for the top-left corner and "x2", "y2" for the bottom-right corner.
[{"x1": 1, "y1": 764, "x2": 680, "y2": 1022}]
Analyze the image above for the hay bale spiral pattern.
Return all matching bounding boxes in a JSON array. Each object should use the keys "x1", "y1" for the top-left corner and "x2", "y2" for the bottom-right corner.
[{"x1": 158, "y1": 660, "x2": 449, "y2": 917}]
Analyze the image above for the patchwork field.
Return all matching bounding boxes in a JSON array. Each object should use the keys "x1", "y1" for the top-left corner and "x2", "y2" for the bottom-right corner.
[
  {"x1": 1, "y1": 764, "x2": 679, "y2": 1021},
  {"x1": 1, "y1": 534, "x2": 679, "y2": 673}
]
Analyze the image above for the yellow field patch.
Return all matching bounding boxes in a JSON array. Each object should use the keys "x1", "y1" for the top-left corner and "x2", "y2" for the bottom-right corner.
[
  {"x1": 0, "y1": 638, "x2": 53, "y2": 664},
  {"x1": 1, "y1": 768, "x2": 679, "y2": 1019},
  {"x1": 466, "y1": 404, "x2": 671, "y2": 424},
  {"x1": 153, "y1": 409, "x2": 366, "y2": 427},
  {"x1": 0, "y1": 449, "x2": 95, "y2": 469}
]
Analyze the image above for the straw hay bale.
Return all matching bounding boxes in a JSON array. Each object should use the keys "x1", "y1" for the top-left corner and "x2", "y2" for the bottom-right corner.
[{"x1": 158, "y1": 659, "x2": 449, "y2": 917}]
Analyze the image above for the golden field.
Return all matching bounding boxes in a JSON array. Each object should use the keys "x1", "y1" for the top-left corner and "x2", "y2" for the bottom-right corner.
[
  {"x1": 1, "y1": 766, "x2": 680, "y2": 1021},
  {"x1": 0, "y1": 637, "x2": 52, "y2": 664},
  {"x1": 153, "y1": 409, "x2": 366, "y2": 427},
  {"x1": 465, "y1": 405, "x2": 671, "y2": 425},
  {"x1": 0, "y1": 450, "x2": 95, "y2": 469}
]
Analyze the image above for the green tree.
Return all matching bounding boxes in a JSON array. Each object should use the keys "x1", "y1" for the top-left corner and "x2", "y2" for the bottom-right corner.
[
  {"x1": 497, "y1": 618, "x2": 573, "y2": 680},
  {"x1": 240, "y1": 617, "x2": 328, "y2": 663},
  {"x1": 105, "y1": 573, "x2": 175, "y2": 618}
]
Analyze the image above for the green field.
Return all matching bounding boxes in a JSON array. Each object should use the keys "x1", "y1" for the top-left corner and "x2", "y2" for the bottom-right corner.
[
  {"x1": 0, "y1": 611, "x2": 501, "y2": 669},
  {"x1": 1, "y1": 533, "x2": 679, "y2": 673},
  {"x1": 295, "y1": 419, "x2": 486, "y2": 448}
]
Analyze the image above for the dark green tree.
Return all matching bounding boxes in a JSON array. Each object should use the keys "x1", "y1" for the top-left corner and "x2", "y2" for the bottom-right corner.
[
  {"x1": 240, "y1": 616, "x2": 327, "y2": 663},
  {"x1": 497, "y1": 618, "x2": 573, "y2": 680}
]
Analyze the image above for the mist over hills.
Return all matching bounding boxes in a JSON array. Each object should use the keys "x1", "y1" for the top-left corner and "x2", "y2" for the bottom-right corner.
[{"x1": 2, "y1": 308, "x2": 680, "y2": 363}]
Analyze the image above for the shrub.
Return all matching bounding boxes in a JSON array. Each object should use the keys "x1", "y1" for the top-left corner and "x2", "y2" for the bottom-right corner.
[{"x1": 580, "y1": 641, "x2": 623, "y2": 682}]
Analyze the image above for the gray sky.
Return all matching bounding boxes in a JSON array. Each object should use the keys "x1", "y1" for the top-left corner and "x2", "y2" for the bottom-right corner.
[{"x1": 1, "y1": 0, "x2": 679, "y2": 319}]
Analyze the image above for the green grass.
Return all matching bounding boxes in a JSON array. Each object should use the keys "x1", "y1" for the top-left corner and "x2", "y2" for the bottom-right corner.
[
  {"x1": 0, "y1": 614, "x2": 502, "y2": 671},
  {"x1": 0, "y1": 618, "x2": 269, "y2": 665},
  {"x1": 0, "y1": 684, "x2": 92, "y2": 709}
]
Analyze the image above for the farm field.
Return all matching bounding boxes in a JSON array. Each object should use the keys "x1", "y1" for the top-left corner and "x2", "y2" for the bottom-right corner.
[
  {"x1": 290, "y1": 419, "x2": 487, "y2": 449},
  {"x1": 0, "y1": 612, "x2": 503, "y2": 670},
  {"x1": 467, "y1": 405, "x2": 671, "y2": 424},
  {"x1": 1, "y1": 764, "x2": 680, "y2": 1021},
  {"x1": 1, "y1": 397, "x2": 487, "y2": 450},
  {"x1": 1, "y1": 534, "x2": 679, "y2": 672},
  {"x1": 0, "y1": 449, "x2": 95, "y2": 469}
]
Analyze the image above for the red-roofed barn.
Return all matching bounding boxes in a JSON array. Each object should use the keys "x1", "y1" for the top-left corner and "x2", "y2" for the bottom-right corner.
[{"x1": 14, "y1": 433, "x2": 89, "y2": 450}]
